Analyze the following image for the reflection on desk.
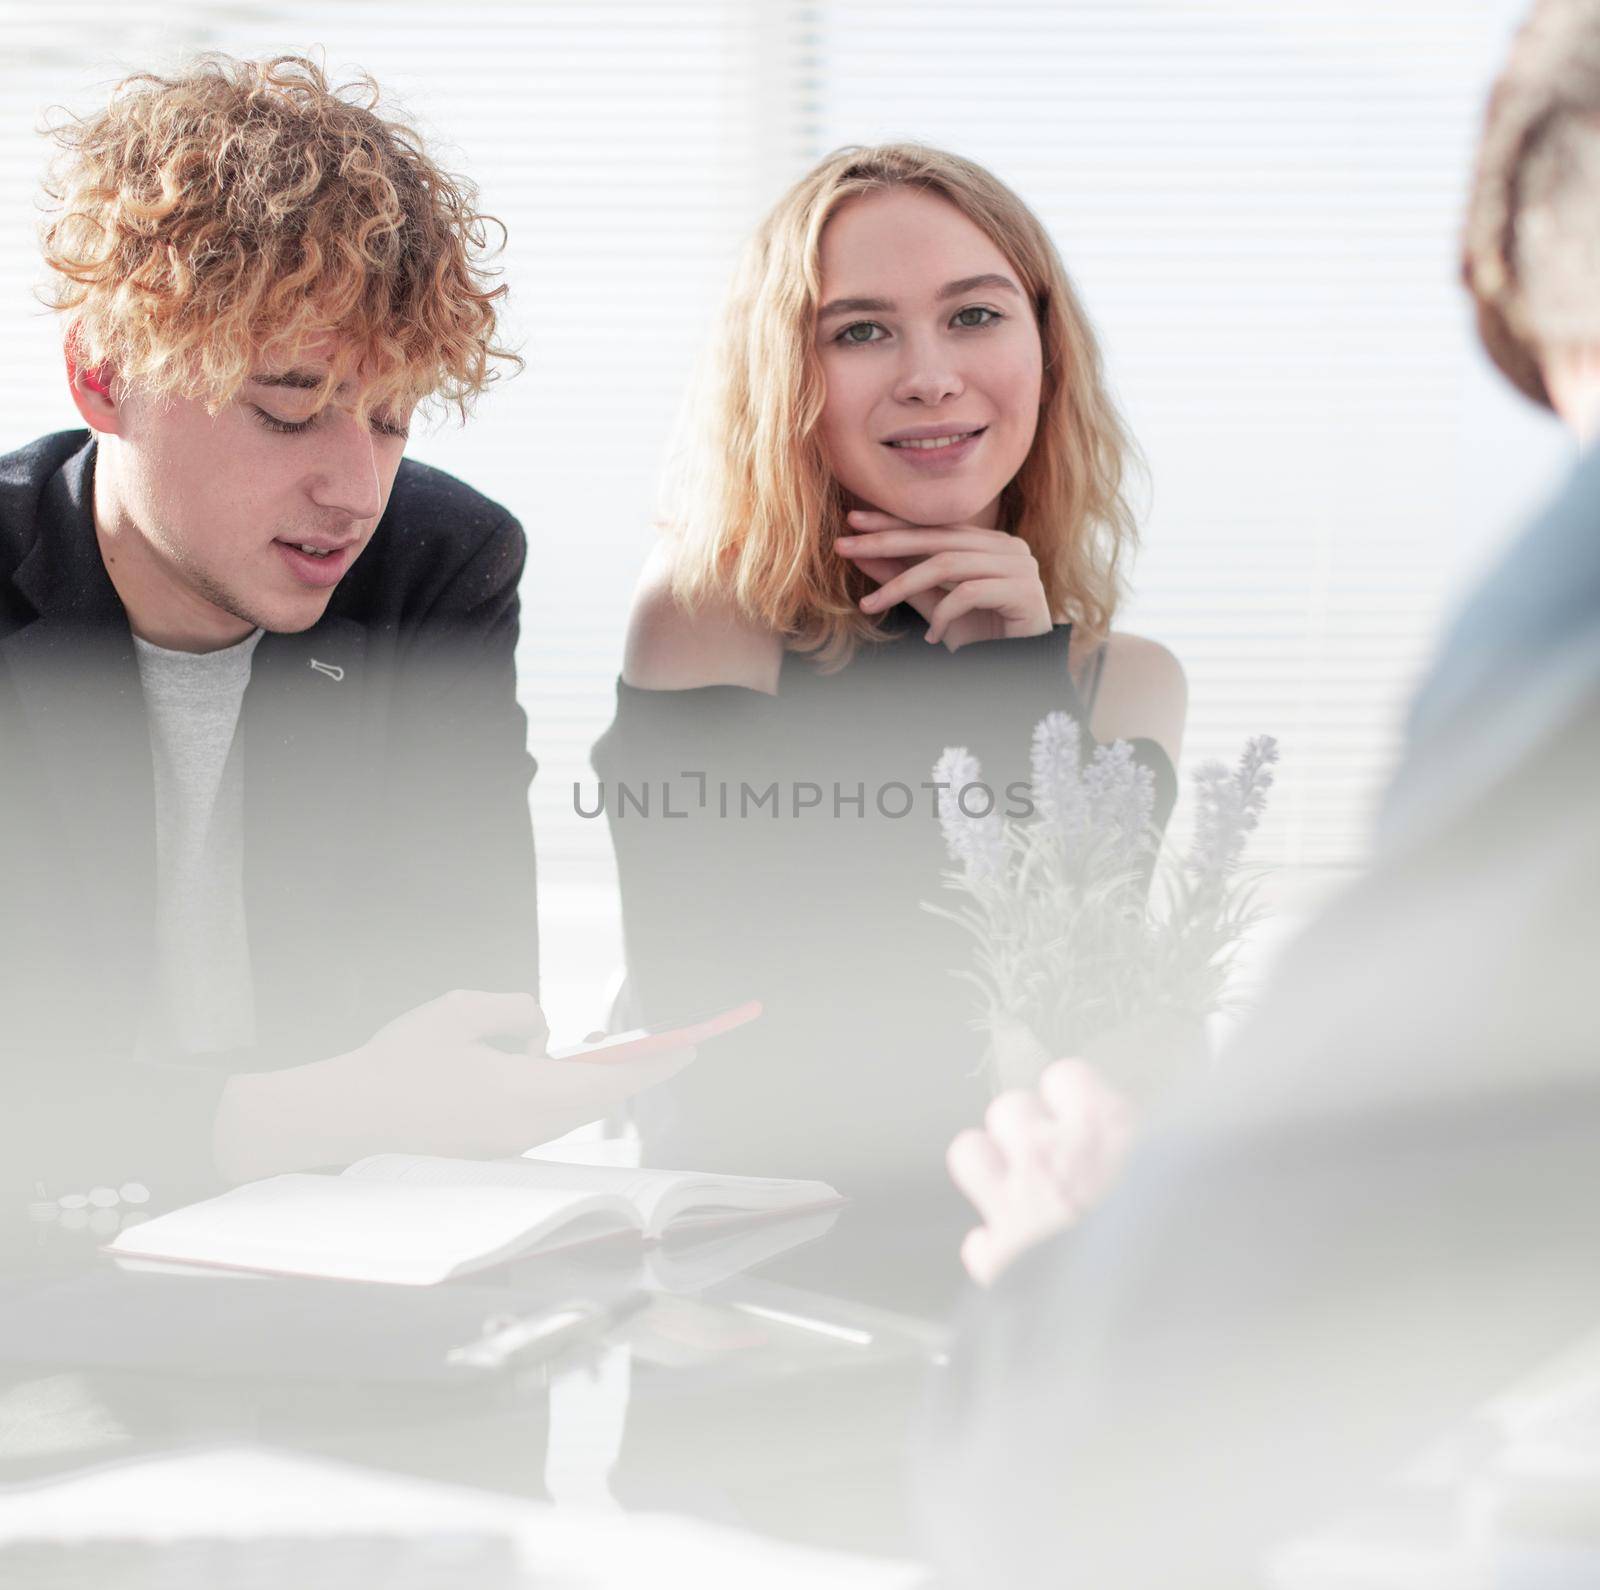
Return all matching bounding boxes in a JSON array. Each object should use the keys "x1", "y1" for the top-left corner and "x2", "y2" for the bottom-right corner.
[
  {"x1": 0, "y1": 1444, "x2": 924, "y2": 1588},
  {"x1": 0, "y1": 1190, "x2": 971, "y2": 1566}
]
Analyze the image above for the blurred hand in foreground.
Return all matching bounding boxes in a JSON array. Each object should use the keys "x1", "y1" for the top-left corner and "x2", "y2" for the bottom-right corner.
[{"x1": 947, "y1": 1058, "x2": 1133, "y2": 1286}]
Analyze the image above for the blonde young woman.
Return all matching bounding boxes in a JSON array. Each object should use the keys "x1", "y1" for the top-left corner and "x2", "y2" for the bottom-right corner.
[{"x1": 593, "y1": 145, "x2": 1186, "y2": 1189}]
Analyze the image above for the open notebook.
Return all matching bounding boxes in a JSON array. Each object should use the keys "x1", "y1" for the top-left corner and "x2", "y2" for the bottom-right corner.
[{"x1": 106, "y1": 1155, "x2": 843, "y2": 1286}]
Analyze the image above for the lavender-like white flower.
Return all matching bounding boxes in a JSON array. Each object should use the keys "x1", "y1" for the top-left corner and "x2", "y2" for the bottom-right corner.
[
  {"x1": 933, "y1": 746, "x2": 1004, "y2": 882},
  {"x1": 927, "y1": 717, "x2": 1278, "y2": 1090},
  {"x1": 1188, "y1": 735, "x2": 1279, "y2": 882},
  {"x1": 1029, "y1": 711, "x2": 1085, "y2": 832},
  {"x1": 1081, "y1": 740, "x2": 1157, "y2": 872}
]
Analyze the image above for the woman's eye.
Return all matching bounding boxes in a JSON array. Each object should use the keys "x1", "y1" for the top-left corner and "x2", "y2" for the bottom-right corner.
[
  {"x1": 836, "y1": 321, "x2": 886, "y2": 346},
  {"x1": 252, "y1": 406, "x2": 317, "y2": 435},
  {"x1": 953, "y1": 306, "x2": 1001, "y2": 329}
]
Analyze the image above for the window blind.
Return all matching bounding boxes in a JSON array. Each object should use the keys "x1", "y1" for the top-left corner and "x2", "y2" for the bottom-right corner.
[{"x1": 800, "y1": 0, "x2": 1573, "y2": 877}]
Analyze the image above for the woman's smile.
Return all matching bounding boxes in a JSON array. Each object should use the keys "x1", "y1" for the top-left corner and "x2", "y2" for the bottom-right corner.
[{"x1": 882, "y1": 424, "x2": 988, "y2": 471}]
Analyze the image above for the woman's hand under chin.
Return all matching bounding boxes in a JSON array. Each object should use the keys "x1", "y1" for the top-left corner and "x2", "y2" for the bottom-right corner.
[{"x1": 836, "y1": 508, "x2": 1053, "y2": 651}]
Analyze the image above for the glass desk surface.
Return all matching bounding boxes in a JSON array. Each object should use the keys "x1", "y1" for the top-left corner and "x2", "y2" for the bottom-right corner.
[{"x1": 0, "y1": 1178, "x2": 978, "y2": 1563}]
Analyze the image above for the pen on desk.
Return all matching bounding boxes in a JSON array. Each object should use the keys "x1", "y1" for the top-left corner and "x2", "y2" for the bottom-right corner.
[
  {"x1": 726, "y1": 1299, "x2": 875, "y2": 1347},
  {"x1": 448, "y1": 1293, "x2": 649, "y2": 1372},
  {"x1": 725, "y1": 1295, "x2": 953, "y2": 1364}
]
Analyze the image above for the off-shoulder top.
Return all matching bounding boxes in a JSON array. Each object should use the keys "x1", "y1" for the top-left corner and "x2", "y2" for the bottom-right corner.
[{"x1": 590, "y1": 609, "x2": 1177, "y2": 1193}]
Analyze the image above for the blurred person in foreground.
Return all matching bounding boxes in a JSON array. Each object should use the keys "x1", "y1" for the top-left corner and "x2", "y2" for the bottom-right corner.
[
  {"x1": 921, "y1": 3, "x2": 1600, "y2": 1584},
  {"x1": 0, "y1": 56, "x2": 684, "y2": 1239}
]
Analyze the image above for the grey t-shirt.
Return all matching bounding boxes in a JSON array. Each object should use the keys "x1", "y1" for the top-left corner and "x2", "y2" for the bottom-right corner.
[{"x1": 132, "y1": 628, "x2": 263, "y2": 1056}]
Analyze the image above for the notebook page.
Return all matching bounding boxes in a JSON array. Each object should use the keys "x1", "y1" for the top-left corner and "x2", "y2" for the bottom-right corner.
[
  {"x1": 106, "y1": 1175, "x2": 634, "y2": 1285},
  {"x1": 638, "y1": 1172, "x2": 843, "y2": 1233},
  {"x1": 646, "y1": 1205, "x2": 843, "y2": 1293},
  {"x1": 346, "y1": 1156, "x2": 842, "y2": 1236},
  {"x1": 520, "y1": 1157, "x2": 840, "y2": 1233}
]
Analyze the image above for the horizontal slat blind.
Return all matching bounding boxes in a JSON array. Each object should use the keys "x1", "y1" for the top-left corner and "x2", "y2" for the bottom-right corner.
[{"x1": 800, "y1": 0, "x2": 1573, "y2": 871}]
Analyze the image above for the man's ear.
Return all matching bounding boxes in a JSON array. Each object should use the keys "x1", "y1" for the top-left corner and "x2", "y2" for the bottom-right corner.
[{"x1": 64, "y1": 333, "x2": 120, "y2": 435}]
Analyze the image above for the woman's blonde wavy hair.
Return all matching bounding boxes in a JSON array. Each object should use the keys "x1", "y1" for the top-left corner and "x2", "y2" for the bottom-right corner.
[
  {"x1": 40, "y1": 53, "x2": 517, "y2": 419},
  {"x1": 665, "y1": 143, "x2": 1140, "y2": 669}
]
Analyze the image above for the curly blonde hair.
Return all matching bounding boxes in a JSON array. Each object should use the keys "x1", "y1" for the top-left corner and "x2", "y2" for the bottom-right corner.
[
  {"x1": 665, "y1": 142, "x2": 1139, "y2": 669},
  {"x1": 1462, "y1": 0, "x2": 1600, "y2": 409},
  {"x1": 40, "y1": 53, "x2": 517, "y2": 418}
]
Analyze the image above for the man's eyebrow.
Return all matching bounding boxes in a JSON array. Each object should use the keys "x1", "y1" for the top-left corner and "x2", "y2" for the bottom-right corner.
[
  {"x1": 248, "y1": 369, "x2": 330, "y2": 392},
  {"x1": 816, "y1": 274, "x2": 1024, "y2": 322}
]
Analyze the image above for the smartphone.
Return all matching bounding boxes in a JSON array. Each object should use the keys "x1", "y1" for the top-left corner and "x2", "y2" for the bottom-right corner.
[{"x1": 547, "y1": 999, "x2": 763, "y2": 1064}]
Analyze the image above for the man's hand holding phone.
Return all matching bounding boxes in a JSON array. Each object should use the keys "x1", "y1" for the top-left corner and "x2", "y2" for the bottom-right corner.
[
  {"x1": 213, "y1": 993, "x2": 761, "y2": 1184},
  {"x1": 548, "y1": 1000, "x2": 763, "y2": 1064}
]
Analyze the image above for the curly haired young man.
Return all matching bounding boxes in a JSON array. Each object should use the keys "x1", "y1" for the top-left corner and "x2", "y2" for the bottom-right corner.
[{"x1": 0, "y1": 57, "x2": 682, "y2": 1230}]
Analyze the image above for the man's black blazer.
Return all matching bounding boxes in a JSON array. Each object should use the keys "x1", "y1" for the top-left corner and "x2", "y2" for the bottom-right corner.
[{"x1": 0, "y1": 431, "x2": 540, "y2": 1206}]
